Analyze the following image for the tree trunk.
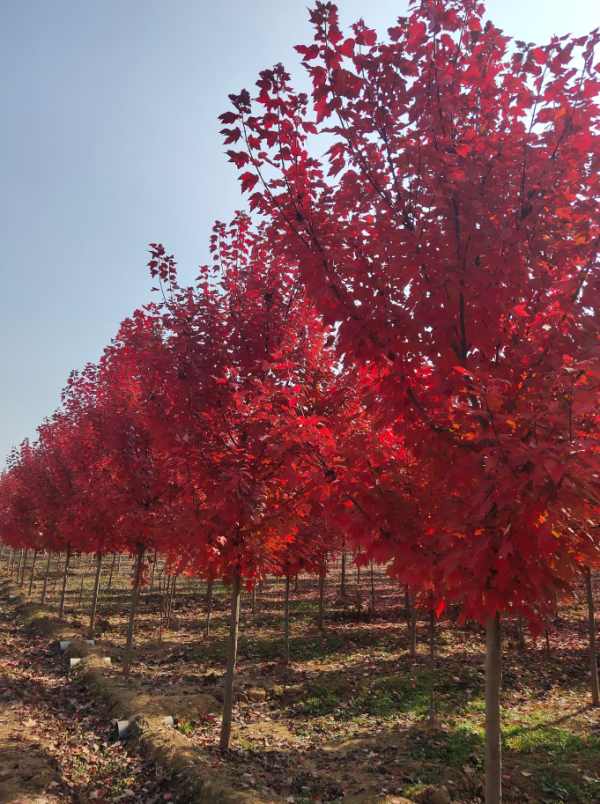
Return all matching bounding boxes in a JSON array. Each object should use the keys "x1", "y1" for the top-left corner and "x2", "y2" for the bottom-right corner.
[
  {"x1": 28, "y1": 550, "x2": 38, "y2": 595},
  {"x1": 52, "y1": 552, "x2": 61, "y2": 590},
  {"x1": 517, "y1": 612, "x2": 525, "y2": 649},
  {"x1": 41, "y1": 552, "x2": 52, "y2": 605},
  {"x1": 158, "y1": 571, "x2": 165, "y2": 644},
  {"x1": 16, "y1": 549, "x2": 24, "y2": 581},
  {"x1": 251, "y1": 584, "x2": 256, "y2": 614},
  {"x1": 166, "y1": 573, "x2": 177, "y2": 630},
  {"x1": 409, "y1": 596, "x2": 417, "y2": 655},
  {"x1": 19, "y1": 549, "x2": 29, "y2": 587},
  {"x1": 58, "y1": 546, "x2": 71, "y2": 619},
  {"x1": 205, "y1": 579, "x2": 213, "y2": 637},
  {"x1": 107, "y1": 553, "x2": 117, "y2": 590},
  {"x1": 341, "y1": 552, "x2": 346, "y2": 597},
  {"x1": 294, "y1": 574, "x2": 299, "y2": 592},
  {"x1": 485, "y1": 612, "x2": 502, "y2": 804},
  {"x1": 318, "y1": 573, "x2": 325, "y2": 631},
  {"x1": 88, "y1": 552, "x2": 103, "y2": 640},
  {"x1": 429, "y1": 609, "x2": 436, "y2": 725},
  {"x1": 405, "y1": 585, "x2": 410, "y2": 621},
  {"x1": 357, "y1": 563, "x2": 361, "y2": 585},
  {"x1": 122, "y1": 547, "x2": 144, "y2": 676},
  {"x1": 284, "y1": 576, "x2": 290, "y2": 666},
  {"x1": 7, "y1": 549, "x2": 14, "y2": 575},
  {"x1": 162, "y1": 571, "x2": 172, "y2": 627},
  {"x1": 220, "y1": 567, "x2": 241, "y2": 749},
  {"x1": 585, "y1": 567, "x2": 599, "y2": 706},
  {"x1": 116, "y1": 552, "x2": 122, "y2": 581},
  {"x1": 370, "y1": 560, "x2": 376, "y2": 614},
  {"x1": 545, "y1": 629, "x2": 551, "y2": 657},
  {"x1": 148, "y1": 552, "x2": 158, "y2": 598},
  {"x1": 78, "y1": 556, "x2": 94, "y2": 609}
]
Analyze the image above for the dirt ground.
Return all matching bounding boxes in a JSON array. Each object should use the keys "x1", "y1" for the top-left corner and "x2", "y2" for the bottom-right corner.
[
  {"x1": 3, "y1": 554, "x2": 600, "y2": 804},
  {"x1": 0, "y1": 578, "x2": 189, "y2": 804}
]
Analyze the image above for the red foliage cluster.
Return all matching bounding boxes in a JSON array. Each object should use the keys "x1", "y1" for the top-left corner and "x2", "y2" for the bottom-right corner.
[
  {"x1": 219, "y1": 0, "x2": 600, "y2": 629},
  {"x1": 2, "y1": 1, "x2": 600, "y2": 636}
]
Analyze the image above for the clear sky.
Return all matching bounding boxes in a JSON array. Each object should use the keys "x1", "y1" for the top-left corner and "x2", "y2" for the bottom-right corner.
[{"x1": 1, "y1": 0, "x2": 598, "y2": 466}]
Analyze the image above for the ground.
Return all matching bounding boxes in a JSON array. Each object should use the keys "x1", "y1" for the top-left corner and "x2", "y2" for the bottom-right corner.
[
  {"x1": 0, "y1": 577, "x2": 191, "y2": 804},
  {"x1": 2, "y1": 553, "x2": 600, "y2": 804}
]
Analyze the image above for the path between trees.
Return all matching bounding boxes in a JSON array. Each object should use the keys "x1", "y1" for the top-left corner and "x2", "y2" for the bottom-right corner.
[{"x1": 0, "y1": 580, "x2": 179, "y2": 804}]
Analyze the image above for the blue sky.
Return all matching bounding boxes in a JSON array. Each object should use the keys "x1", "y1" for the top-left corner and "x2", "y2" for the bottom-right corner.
[{"x1": 1, "y1": 0, "x2": 598, "y2": 465}]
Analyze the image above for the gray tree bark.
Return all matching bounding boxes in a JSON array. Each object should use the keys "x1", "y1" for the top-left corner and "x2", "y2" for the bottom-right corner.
[
  {"x1": 41, "y1": 551, "x2": 52, "y2": 605},
  {"x1": 88, "y1": 552, "x2": 103, "y2": 640},
  {"x1": 409, "y1": 596, "x2": 417, "y2": 655},
  {"x1": 16, "y1": 549, "x2": 24, "y2": 581},
  {"x1": 205, "y1": 579, "x2": 213, "y2": 637},
  {"x1": 106, "y1": 553, "x2": 117, "y2": 590},
  {"x1": 283, "y1": 576, "x2": 290, "y2": 666},
  {"x1": 429, "y1": 609, "x2": 436, "y2": 725},
  {"x1": 485, "y1": 612, "x2": 502, "y2": 804},
  {"x1": 28, "y1": 550, "x2": 38, "y2": 595},
  {"x1": 219, "y1": 567, "x2": 241, "y2": 749},
  {"x1": 122, "y1": 548, "x2": 144, "y2": 676},
  {"x1": 370, "y1": 561, "x2": 376, "y2": 613},
  {"x1": 585, "y1": 567, "x2": 599, "y2": 706},
  {"x1": 19, "y1": 549, "x2": 29, "y2": 587},
  {"x1": 317, "y1": 573, "x2": 325, "y2": 631},
  {"x1": 58, "y1": 546, "x2": 71, "y2": 619}
]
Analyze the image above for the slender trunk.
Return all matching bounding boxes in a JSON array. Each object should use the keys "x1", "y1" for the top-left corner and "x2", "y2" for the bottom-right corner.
[
  {"x1": 166, "y1": 573, "x2": 177, "y2": 630},
  {"x1": 158, "y1": 570, "x2": 165, "y2": 644},
  {"x1": 357, "y1": 563, "x2": 361, "y2": 585},
  {"x1": 88, "y1": 553, "x2": 103, "y2": 640},
  {"x1": 41, "y1": 552, "x2": 52, "y2": 605},
  {"x1": 148, "y1": 552, "x2": 157, "y2": 598},
  {"x1": 52, "y1": 553, "x2": 61, "y2": 590},
  {"x1": 429, "y1": 610, "x2": 436, "y2": 725},
  {"x1": 585, "y1": 567, "x2": 599, "y2": 706},
  {"x1": 283, "y1": 576, "x2": 290, "y2": 666},
  {"x1": 27, "y1": 550, "x2": 38, "y2": 595},
  {"x1": 78, "y1": 557, "x2": 94, "y2": 609},
  {"x1": 517, "y1": 612, "x2": 525, "y2": 649},
  {"x1": 116, "y1": 553, "x2": 121, "y2": 580},
  {"x1": 7, "y1": 549, "x2": 14, "y2": 575},
  {"x1": 294, "y1": 574, "x2": 299, "y2": 593},
  {"x1": 58, "y1": 546, "x2": 71, "y2": 619},
  {"x1": 341, "y1": 553, "x2": 346, "y2": 598},
  {"x1": 163, "y1": 572, "x2": 172, "y2": 627},
  {"x1": 485, "y1": 612, "x2": 502, "y2": 804},
  {"x1": 122, "y1": 547, "x2": 144, "y2": 676},
  {"x1": 16, "y1": 549, "x2": 24, "y2": 581},
  {"x1": 220, "y1": 567, "x2": 241, "y2": 749},
  {"x1": 405, "y1": 585, "x2": 410, "y2": 621},
  {"x1": 370, "y1": 560, "x2": 376, "y2": 613},
  {"x1": 205, "y1": 579, "x2": 213, "y2": 637},
  {"x1": 251, "y1": 585, "x2": 256, "y2": 614},
  {"x1": 409, "y1": 595, "x2": 417, "y2": 655},
  {"x1": 20, "y1": 549, "x2": 29, "y2": 587},
  {"x1": 318, "y1": 573, "x2": 325, "y2": 631},
  {"x1": 545, "y1": 629, "x2": 551, "y2": 657},
  {"x1": 107, "y1": 553, "x2": 117, "y2": 590},
  {"x1": 77, "y1": 553, "x2": 94, "y2": 608}
]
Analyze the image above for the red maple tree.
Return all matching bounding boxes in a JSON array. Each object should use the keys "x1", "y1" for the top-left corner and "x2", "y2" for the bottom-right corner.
[{"x1": 221, "y1": 1, "x2": 600, "y2": 797}]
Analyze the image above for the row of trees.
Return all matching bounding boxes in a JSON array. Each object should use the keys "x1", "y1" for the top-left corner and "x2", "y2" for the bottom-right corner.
[{"x1": 1, "y1": 2, "x2": 600, "y2": 800}]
